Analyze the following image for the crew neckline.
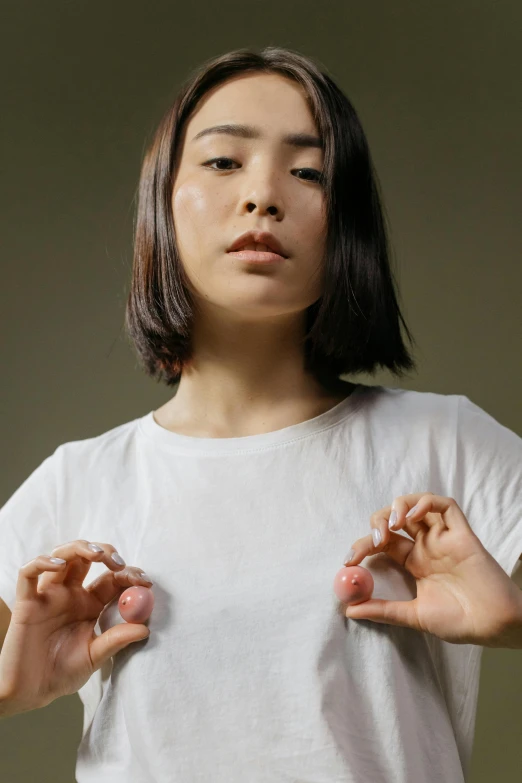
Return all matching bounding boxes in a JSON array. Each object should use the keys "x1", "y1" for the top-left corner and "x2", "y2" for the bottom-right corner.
[{"x1": 137, "y1": 383, "x2": 373, "y2": 454}]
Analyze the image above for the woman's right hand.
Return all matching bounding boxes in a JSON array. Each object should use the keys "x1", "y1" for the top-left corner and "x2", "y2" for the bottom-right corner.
[{"x1": 0, "y1": 540, "x2": 153, "y2": 715}]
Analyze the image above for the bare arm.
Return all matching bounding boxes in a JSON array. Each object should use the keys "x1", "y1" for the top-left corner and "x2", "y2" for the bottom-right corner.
[
  {"x1": 511, "y1": 554, "x2": 522, "y2": 590},
  {"x1": 0, "y1": 596, "x2": 11, "y2": 651}
]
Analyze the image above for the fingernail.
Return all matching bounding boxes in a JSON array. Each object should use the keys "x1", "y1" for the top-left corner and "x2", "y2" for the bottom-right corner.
[
  {"x1": 139, "y1": 572, "x2": 153, "y2": 583},
  {"x1": 372, "y1": 529, "x2": 382, "y2": 547},
  {"x1": 388, "y1": 510, "x2": 398, "y2": 529},
  {"x1": 50, "y1": 557, "x2": 66, "y2": 564},
  {"x1": 88, "y1": 543, "x2": 103, "y2": 553},
  {"x1": 405, "y1": 504, "x2": 419, "y2": 519},
  {"x1": 343, "y1": 549, "x2": 355, "y2": 565},
  {"x1": 111, "y1": 552, "x2": 126, "y2": 566}
]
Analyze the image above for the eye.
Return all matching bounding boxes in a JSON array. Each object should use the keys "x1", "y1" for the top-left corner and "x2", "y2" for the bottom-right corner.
[
  {"x1": 203, "y1": 157, "x2": 239, "y2": 171},
  {"x1": 202, "y1": 157, "x2": 323, "y2": 183},
  {"x1": 293, "y1": 168, "x2": 323, "y2": 183}
]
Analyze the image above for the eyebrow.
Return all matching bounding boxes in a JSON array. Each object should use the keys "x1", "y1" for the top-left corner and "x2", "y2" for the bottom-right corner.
[{"x1": 191, "y1": 123, "x2": 324, "y2": 150}]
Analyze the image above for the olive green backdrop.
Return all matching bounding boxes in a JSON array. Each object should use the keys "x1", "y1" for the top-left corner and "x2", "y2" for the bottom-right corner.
[{"x1": 1, "y1": 1, "x2": 520, "y2": 781}]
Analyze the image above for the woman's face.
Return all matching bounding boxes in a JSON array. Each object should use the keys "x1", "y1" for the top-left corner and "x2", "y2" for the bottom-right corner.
[{"x1": 171, "y1": 72, "x2": 327, "y2": 323}]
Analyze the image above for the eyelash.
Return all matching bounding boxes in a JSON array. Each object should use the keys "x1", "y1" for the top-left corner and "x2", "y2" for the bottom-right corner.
[{"x1": 202, "y1": 157, "x2": 323, "y2": 184}]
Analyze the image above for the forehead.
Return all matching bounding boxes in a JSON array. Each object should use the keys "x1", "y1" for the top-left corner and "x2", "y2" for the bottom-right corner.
[{"x1": 185, "y1": 73, "x2": 319, "y2": 139}]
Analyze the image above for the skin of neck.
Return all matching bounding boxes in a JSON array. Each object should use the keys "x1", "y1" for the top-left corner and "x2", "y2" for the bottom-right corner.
[{"x1": 156, "y1": 307, "x2": 352, "y2": 437}]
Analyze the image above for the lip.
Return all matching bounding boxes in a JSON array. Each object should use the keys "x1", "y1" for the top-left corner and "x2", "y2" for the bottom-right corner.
[
  {"x1": 227, "y1": 249, "x2": 286, "y2": 265},
  {"x1": 227, "y1": 230, "x2": 289, "y2": 258}
]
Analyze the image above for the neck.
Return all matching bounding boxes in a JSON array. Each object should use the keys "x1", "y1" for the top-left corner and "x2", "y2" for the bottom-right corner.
[
  {"x1": 154, "y1": 310, "x2": 356, "y2": 437},
  {"x1": 154, "y1": 357, "x2": 354, "y2": 439}
]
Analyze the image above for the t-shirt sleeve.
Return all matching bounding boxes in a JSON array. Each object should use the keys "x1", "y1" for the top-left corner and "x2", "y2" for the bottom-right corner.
[
  {"x1": 450, "y1": 394, "x2": 522, "y2": 580},
  {"x1": 0, "y1": 448, "x2": 61, "y2": 612}
]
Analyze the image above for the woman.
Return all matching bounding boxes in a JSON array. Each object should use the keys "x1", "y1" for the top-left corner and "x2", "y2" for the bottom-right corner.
[{"x1": 0, "y1": 47, "x2": 521, "y2": 783}]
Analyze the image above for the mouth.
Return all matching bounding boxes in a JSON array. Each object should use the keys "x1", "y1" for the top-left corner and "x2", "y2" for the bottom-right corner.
[
  {"x1": 227, "y1": 232, "x2": 289, "y2": 258},
  {"x1": 226, "y1": 247, "x2": 286, "y2": 265}
]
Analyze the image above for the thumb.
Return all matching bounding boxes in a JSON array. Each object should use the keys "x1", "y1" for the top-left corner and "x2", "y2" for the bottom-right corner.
[
  {"x1": 344, "y1": 597, "x2": 421, "y2": 632},
  {"x1": 90, "y1": 623, "x2": 150, "y2": 671}
]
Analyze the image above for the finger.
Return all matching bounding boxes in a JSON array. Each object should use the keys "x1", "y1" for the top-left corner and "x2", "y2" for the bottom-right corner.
[
  {"x1": 39, "y1": 540, "x2": 127, "y2": 589},
  {"x1": 373, "y1": 508, "x2": 427, "y2": 545},
  {"x1": 61, "y1": 541, "x2": 128, "y2": 587},
  {"x1": 61, "y1": 542, "x2": 153, "y2": 591},
  {"x1": 345, "y1": 529, "x2": 415, "y2": 571},
  {"x1": 369, "y1": 492, "x2": 446, "y2": 548},
  {"x1": 85, "y1": 566, "x2": 154, "y2": 609},
  {"x1": 345, "y1": 595, "x2": 422, "y2": 631},
  {"x1": 387, "y1": 493, "x2": 467, "y2": 534},
  {"x1": 89, "y1": 620, "x2": 150, "y2": 674},
  {"x1": 17, "y1": 555, "x2": 69, "y2": 602},
  {"x1": 386, "y1": 493, "x2": 441, "y2": 536}
]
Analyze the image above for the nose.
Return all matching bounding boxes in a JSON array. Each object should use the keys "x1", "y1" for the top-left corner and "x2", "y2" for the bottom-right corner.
[
  {"x1": 246, "y1": 201, "x2": 279, "y2": 216},
  {"x1": 239, "y1": 164, "x2": 284, "y2": 218}
]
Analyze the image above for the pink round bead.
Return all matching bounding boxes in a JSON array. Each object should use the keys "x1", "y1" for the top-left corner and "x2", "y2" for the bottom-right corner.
[
  {"x1": 333, "y1": 565, "x2": 374, "y2": 605},
  {"x1": 118, "y1": 585, "x2": 155, "y2": 623}
]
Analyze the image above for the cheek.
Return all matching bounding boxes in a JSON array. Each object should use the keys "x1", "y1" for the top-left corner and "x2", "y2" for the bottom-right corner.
[
  {"x1": 295, "y1": 190, "x2": 326, "y2": 236},
  {"x1": 310, "y1": 196, "x2": 327, "y2": 237},
  {"x1": 171, "y1": 182, "x2": 223, "y2": 276},
  {"x1": 173, "y1": 177, "x2": 232, "y2": 236},
  {"x1": 295, "y1": 207, "x2": 327, "y2": 260},
  {"x1": 172, "y1": 181, "x2": 210, "y2": 224}
]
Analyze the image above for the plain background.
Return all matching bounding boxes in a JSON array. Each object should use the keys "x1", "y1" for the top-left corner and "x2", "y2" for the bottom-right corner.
[{"x1": 1, "y1": 1, "x2": 521, "y2": 780}]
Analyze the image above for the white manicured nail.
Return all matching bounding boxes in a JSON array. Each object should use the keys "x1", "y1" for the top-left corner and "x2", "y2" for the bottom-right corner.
[{"x1": 343, "y1": 549, "x2": 355, "y2": 565}]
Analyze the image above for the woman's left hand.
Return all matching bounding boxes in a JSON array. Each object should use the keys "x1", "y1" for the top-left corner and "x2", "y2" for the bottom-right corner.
[{"x1": 342, "y1": 493, "x2": 522, "y2": 647}]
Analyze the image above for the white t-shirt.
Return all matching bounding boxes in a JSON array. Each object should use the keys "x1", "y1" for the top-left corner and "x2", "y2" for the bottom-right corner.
[{"x1": 0, "y1": 384, "x2": 521, "y2": 783}]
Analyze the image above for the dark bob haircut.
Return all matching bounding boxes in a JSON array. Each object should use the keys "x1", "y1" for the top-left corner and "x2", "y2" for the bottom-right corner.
[{"x1": 124, "y1": 46, "x2": 418, "y2": 388}]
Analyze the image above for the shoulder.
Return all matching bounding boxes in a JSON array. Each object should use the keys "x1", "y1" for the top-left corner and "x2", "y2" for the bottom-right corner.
[{"x1": 51, "y1": 415, "x2": 144, "y2": 476}]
